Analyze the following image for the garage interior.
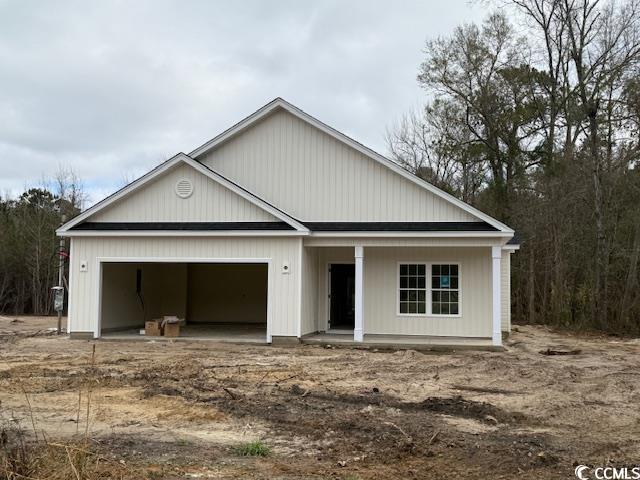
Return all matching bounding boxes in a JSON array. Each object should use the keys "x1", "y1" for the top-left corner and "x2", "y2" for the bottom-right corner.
[{"x1": 99, "y1": 262, "x2": 268, "y2": 342}]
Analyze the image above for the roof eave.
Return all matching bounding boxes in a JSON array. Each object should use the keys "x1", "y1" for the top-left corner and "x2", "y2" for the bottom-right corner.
[
  {"x1": 308, "y1": 231, "x2": 514, "y2": 239},
  {"x1": 58, "y1": 230, "x2": 309, "y2": 238}
]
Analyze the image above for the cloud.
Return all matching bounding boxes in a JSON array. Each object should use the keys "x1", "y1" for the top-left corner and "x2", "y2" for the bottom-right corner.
[{"x1": 0, "y1": 0, "x2": 484, "y2": 204}]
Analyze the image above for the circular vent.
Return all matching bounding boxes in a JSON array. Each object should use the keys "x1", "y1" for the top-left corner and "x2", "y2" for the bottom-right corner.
[{"x1": 175, "y1": 178, "x2": 193, "y2": 198}]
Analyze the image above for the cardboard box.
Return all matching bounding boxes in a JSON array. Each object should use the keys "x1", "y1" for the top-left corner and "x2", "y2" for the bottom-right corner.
[
  {"x1": 145, "y1": 320, "x2": 162, "y2": 336},
  {"x1": 164, "y1": 322, "x2": 180, "y2": 337}
]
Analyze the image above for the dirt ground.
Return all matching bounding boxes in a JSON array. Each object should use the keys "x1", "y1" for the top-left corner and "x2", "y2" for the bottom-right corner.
[{"x1": 1, "y1": 315, "x2": 639, "y2": 479}]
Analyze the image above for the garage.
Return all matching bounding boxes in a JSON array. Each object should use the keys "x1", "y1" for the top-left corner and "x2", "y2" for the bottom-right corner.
[{"x1": 99, "y1": 262, "x2": 268, "y2": 342}]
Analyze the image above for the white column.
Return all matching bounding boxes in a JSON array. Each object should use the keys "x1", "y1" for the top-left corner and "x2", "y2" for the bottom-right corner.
[
  {"x1": 491, "y1": 246, "x2": 502, "y2": 346},
  {"x1": 354, "y1": 245, "x2": 364, "y2": 342}
]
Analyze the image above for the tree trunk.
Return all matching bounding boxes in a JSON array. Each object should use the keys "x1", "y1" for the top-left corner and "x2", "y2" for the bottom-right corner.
[
  {"x1": 619, "y1": 219, "x2": 640, "y2": 329},
  {"x1": 528, "y1": 251, "x2": 536, "y2": 324}
]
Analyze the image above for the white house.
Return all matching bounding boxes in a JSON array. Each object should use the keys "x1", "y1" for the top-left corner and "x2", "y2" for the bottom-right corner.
[{"x1": 57, "y1": 98, "x2": 518, "y2": 348}]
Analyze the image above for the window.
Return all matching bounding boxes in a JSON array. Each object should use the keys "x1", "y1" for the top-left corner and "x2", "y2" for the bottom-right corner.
[
  {"x1": 399, "y1": 264, "x2": 426, "y2": 314},
  {"x1": 431, "y1": 264, "x2": 459, "y2": 315}
]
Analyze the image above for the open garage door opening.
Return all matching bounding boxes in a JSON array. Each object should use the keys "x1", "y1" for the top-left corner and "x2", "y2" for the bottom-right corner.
[{"x1": 99, "y1": 262, "x2": 268, "y2": 342}]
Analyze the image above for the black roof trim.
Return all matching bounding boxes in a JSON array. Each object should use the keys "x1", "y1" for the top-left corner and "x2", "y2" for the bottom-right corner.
[
  {"x1": 71, "y1": 222, "x2": 295, "y2": 231},
  {"x1": 70, "y1": 221, "x2": 503, "y2": 234},
  {"x1": 302, "y1": 222, "x2": 498, "y2": 232}
]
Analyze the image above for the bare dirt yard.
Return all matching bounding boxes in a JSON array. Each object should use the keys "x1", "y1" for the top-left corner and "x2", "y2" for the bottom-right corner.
[{"x1": 1, "y1": 315, "x2": 639, "y2": 479}]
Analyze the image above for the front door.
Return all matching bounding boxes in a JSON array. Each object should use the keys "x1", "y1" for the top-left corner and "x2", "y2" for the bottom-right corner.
[{"x1": 329, "y1": 264, "x2": 355, "y2": 330}]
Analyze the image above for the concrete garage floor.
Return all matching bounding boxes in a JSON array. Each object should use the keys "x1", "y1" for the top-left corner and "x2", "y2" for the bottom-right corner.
[{"x1": 101, "y1": 323, "x2": 267, "y2": 344}]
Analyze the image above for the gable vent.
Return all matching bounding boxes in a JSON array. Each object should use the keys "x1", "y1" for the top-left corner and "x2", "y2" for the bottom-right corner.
[{"x1": 175, "y1": 179, "x2": 193, "y2": 198}]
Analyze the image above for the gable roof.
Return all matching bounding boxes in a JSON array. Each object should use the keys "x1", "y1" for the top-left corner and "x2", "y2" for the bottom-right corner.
[
  {"x1": 57, "y1": 153, "x2": 309, "y2": 235},
  {"x1": 189, "y1": 98, "x2": 514, "y2": 234}
]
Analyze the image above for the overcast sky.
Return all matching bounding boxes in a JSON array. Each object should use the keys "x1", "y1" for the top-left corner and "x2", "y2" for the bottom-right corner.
[{"x1": 0, "y1": 0, "x2": 486, "y2": 205}]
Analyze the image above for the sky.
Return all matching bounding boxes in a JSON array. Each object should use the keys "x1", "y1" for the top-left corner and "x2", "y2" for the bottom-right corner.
[{"x1": 0, "y1": 0, "x2": 486, "y2": 206}]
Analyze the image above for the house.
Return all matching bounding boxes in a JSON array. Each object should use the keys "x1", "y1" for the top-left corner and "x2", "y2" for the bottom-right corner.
[{"x1": 57, "y1": 98, "x2": 518, "y2": 348}]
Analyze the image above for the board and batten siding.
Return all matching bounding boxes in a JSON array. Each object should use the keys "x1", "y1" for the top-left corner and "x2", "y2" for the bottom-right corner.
[
  {"x1": 501, "y1": 251, "x2": 511, "y2": 332},
  {"x1": 311, "y1": 246, "x2": 493, "y2": 338},
  {"x1": 199, "y1": 109, "x2": 478, "y2": 223},
  {"x1": 68, "y1": 237, "x2": 301, "y2": 338},
  {"x1": 317, "y1": 247, "x2": 492, "y2": 338},
  {"x1": 364, "y1": 247, "x2": 492, "y2": 337},
  {"x1": 300, "y1": 245, "x2": 319, "y2": 336},
  {"x1": 91, "y1": 163, "x2": 277, "y2": 223}
]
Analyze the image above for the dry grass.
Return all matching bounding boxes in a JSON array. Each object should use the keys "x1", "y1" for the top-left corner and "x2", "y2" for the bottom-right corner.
[
  {"x1": 3, "y1": 318, "x2": 640, "y2": 479},
  {"x1": 0, "y1": 344, "x2": 141, "y2": 480}
]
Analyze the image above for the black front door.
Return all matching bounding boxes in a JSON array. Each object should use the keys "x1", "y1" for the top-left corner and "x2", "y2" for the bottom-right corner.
[{"x1": 329, "y1": 264, "x2": 355, "y2": 330}]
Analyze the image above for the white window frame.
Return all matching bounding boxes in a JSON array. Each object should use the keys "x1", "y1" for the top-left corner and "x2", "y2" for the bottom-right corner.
[
  {"x1": 396, "y1": 262, "x2": 428, "y2": 317},
  {"x1": 396, "y1": 261, "x2": 462, "y2": 318},
  {"x1": 428, "y1": 262, "x2": 462, "y2": 318}
]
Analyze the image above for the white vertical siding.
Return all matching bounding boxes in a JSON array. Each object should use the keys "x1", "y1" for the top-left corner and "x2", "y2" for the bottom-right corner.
[
  {"x1": 68, "y1": 237, "x2": 301, "y2": 337},
  {"x1": 314, "y1": 246, "x2": 492, "y2": 338},
  {"x1": 91, "y1": 163, "x2": 277, "y2": 223},
  {"x1": 300, "y1": 247, "x2": 319, "y2": 335},
  {"x1": 501, "y1": 252, "x2": 511, "y2": 332},
  {"x1": 364, "y1": 247, "x2": 492, "y2": 337},
  {"x1": 199, "y1": 109, "x2": 478, "y2": 223}
]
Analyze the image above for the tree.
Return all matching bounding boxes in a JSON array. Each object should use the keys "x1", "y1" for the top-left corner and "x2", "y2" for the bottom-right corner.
[
  {"x1": 0, "y1": 167, "x2": 83, "y2": 316},
  {"x1": 388, "y1": 0, "x2": 640, "y2": 333}
]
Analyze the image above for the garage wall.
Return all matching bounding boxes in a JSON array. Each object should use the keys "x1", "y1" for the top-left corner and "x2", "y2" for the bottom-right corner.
[
  {"x1": 144, "y1": 263, "x2": 188, "y2": 321},
  {"x1": 100, "y1": 263, "x2": 188, "y2": 331},
  {"x1": 68, "y1": 236, "x2": 301, "y2": 338},
  {"x1": 187, "y1": 264, "x2": 267, "y2": 324},
  {"x1": 100, "y1": 263, "x2": 145, "y2": 331}
]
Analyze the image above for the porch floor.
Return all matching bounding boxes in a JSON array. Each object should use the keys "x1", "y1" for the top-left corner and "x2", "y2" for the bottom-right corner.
[
  {"x1": 301, "y1": 333, "x2": 499, "y2": 351},
  {"x1": 101, "y1": 324, "x2": 267, "y2": 344}
]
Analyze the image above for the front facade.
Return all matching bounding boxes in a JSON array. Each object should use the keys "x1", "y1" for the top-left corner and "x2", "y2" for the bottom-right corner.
[{"x1": 58, "y1": 98, "x2": 518, "y2": 347}]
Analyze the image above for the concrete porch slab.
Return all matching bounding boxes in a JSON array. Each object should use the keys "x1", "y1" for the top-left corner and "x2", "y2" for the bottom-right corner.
[{"x1": 301, "y1": 333, "x2": 503, "y2": 352}]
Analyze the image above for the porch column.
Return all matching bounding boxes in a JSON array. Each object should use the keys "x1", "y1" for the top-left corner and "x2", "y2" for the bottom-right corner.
[
  {"x1": 354, "y1": 245, "x2": 364, "y2": 342},
  {"x1": 491, "y1": 246, "x2": 502, "y2": 346}
]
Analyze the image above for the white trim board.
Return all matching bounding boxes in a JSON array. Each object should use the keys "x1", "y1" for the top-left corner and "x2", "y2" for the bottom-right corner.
[
  {"x1": 61, "y1": 230, "x2": 509, "y2": 239},
  {"x1": 189, "y1": 98, "x2": 514, "y2": 234},
  {"x1": 57, "y1": 153, "x2": 308, "y2": 235}
]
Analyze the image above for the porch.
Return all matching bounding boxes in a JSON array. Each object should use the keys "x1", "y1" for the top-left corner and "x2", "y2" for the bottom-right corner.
[{"x1": 301, "y1": 239, "x2": 509, "y2": 346}]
